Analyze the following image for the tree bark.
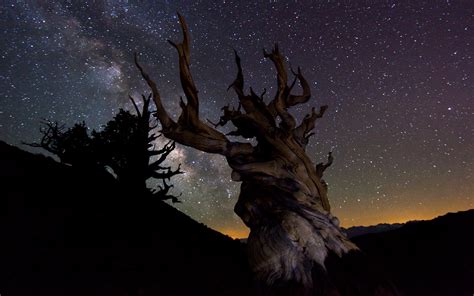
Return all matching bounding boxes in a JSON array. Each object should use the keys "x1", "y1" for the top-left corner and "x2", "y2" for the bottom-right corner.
[{"x1": 134, "y1": 14, "x2": 399, "y2": 295}]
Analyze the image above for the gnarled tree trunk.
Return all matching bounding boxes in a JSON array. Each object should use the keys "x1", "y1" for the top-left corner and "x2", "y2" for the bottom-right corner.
[{"x1": 134, "y1": 14, "x2": 398, "y2": 295}]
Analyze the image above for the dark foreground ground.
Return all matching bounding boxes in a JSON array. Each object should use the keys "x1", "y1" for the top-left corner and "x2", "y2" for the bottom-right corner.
[{"x1": 1, "y1": 141, "x2": 473, "y2": 296}]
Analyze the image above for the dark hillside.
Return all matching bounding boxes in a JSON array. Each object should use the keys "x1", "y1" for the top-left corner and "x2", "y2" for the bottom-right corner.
[
  {"x1": 353, "y1": 209, "x2": 474, "y2": 296},
  {"x1": 0, "y1": 141, "x2": 254, "y2": 296},
  {"x1": 1, "y1": 141, "x2": 473, "y2": 296}
]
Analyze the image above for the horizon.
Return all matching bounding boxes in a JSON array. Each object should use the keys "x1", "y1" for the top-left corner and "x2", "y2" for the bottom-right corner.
[{"x1": 217, "y1": 206, "x2": 474, "y2": 239}]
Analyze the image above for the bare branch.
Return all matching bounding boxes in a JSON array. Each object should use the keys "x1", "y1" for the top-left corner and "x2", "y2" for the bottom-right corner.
[
  {"x1": 134, "y1": 53, "x2": 175, "y2": 130},
  {"x1": 151, "y1": 163, "x2": 184, "y2": 180},
  {"x1": 263, "y1": 44, "x2": 288, "y2": 93},
  {"x1": 135, "y1": 15, "x2": 256, "y2": 158},
  {"x1": 293, "y1": 105, "x2": 328, "y2": 148},
  {"x1": 264, "y1": 45, "x2": 296, "y2": 131},
  {"x1": 316, "y1": 151, "x2": 333, "y2": 178},
  {"x1": 228, "y1": 50, "x2": 245, "y2": 97},
  {"x1": 129, "y1": 96, "x2": 142, "y2": 118},
  {"x1": 141, "y1": 94, "x2": 152, "y2": 118},
  {"x1": 288, "y1": 67, "x2": 311, "y2": 106},
  {"x1": 168, "y1": 13, "x2": 199, "y2": 125},
  {"x1": 152, "y1": 179, "x2": 182, "y2": 203},
  {"x1": 23, "y1": 120, "x2": 65, "y2": 156},
  {"x1": 228, "y1": 51, "x2": 276, "y2": 132},
  {"x1": 211, "y1": 105, "x2": 267, "y2": 139},
  {"x1": 149, "y1": 140, "x2": 176, "y2": 167}
]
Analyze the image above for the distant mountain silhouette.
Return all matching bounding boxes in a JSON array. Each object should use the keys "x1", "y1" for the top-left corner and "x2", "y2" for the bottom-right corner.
[
  {"x1": 343, "y1": 223, "x2": 406, "y2": 238},
  {"x1": 352, "y1": 210, "x2": 474, "y2": 296},
  {"x1": 1, "y1": 140, "x2": 473, "y2": 296}
]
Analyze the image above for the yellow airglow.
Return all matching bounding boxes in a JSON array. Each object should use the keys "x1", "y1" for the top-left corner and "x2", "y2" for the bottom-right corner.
[
  {"x1": 217, "y1": 227, "x2": 250, "y2": 239},
  {"x1": 215, "y1": 203, "x2": 473, "y2": 239}
]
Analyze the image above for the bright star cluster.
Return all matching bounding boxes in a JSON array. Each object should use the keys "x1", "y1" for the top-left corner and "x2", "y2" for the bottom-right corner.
[{"x1": 1, "y1": 1, "x2": 473, "y2": 238}]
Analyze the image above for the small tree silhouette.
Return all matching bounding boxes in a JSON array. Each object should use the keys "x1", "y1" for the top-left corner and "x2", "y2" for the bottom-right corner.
[
  {"x1": 26, "y1": 95, "x2": 183, "y2": 202},
  {"x1": 25, "y1": 121, "x2": 94, "y2": 166}
]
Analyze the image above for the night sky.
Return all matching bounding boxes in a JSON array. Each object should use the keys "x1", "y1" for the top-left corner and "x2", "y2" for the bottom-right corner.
[{"x1": 1, "y1": 1, "x2": 473, "y2": 238}]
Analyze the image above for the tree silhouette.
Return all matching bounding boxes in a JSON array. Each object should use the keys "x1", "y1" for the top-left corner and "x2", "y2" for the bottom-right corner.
[
  {"x1": 25, "y1": 120, "x2": 94, "y2": 167},
  {"x1": 26, "y1": 95, "x2": 182, "y2": 202},
  {"x1": 134, "y1": 14, "x2": 399, "y2": 295},
  {"x1": 93, "y1": 95, "x2": 183, "y2": 201}
]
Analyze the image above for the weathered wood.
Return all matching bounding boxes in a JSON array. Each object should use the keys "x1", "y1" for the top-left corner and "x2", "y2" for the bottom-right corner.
[{"x1": 135, "y1": 14, "x2": 398, "y2": 295}]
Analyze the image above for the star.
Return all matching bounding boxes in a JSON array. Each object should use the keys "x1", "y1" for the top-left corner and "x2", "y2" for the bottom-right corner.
[{"x1": 1, "y1": 1, "x2": 473, "y2": 238}]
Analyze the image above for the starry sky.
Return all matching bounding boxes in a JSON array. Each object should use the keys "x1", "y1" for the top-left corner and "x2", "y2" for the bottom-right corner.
[{"x1": 1, "y1": 1, "x2": 473, "y2": 238}]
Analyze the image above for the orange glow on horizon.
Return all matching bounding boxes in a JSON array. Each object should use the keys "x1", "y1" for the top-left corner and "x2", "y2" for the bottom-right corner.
[
  {"x1": 215, "y1": 205, "x2": 473, "y2": 239},
  {"x1": 337, "y1": 202, "x2": 474, "y2": 228},
  {"x1": 217, "y1": 227, "x2": 250, "y2": 239}
]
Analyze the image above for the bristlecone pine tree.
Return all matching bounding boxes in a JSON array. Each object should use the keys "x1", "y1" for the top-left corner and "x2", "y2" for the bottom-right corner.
[
  {"x1": 135, "y1": 14, "x2": 398, "y2": 296},
  {"x1": 92, "y1": 95, "x2": 183, "y2": 202}
]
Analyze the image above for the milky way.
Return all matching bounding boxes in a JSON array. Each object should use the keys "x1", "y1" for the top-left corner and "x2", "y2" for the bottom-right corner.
[{"x1": 1, "y1": 1, "x2": 473, "y2": 238}]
